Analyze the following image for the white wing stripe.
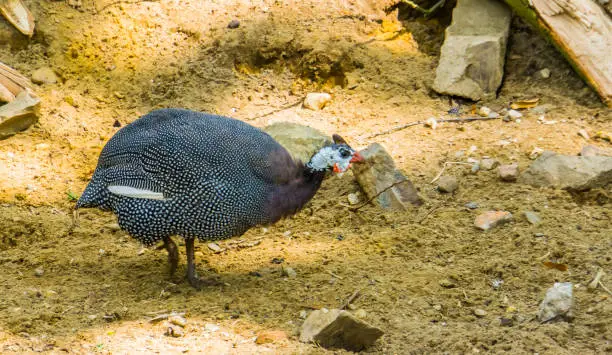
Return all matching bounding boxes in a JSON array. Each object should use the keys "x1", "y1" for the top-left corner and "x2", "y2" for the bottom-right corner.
[{"x1": 108, "y1": 186, "x2": 167, "y2": 200}]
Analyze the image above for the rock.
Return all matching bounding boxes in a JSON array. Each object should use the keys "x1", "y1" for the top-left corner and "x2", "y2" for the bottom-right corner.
[
  {"x1": 168, "y1": 315, "x2": 187, "y2": 328},
  {"x1": 478, "y1": 106, "x2": 492, "y2": 117},
  {"x1": 263, "y1": 122, "x2": 331, "y2": 163},
  {"x1": 34, "y1": 268, "x2": 44, "y2": 277},
  {"x1": 207, "y1": 243, "x2": 223, "y2": 253},
  {"x1": 438, "y1": 279, "x2": 456, "y2": 288},
  {"x1": 299, "y1": 310, "x2": 308, "y2": 319},
  {"x1": 424, "y1": 117, "x2": 437, "y2": 129},
  {"x1": 204, "y1": 323, "x2": 220, "y2": 332},
  {"x1": 519, "y1": 151, "x2": 612, "y2": 190},
  {"x1": 227, "y1": 19, "x2": 240, "y2": 29},
  {"x1": 432, "y1": 0, "x2": 511, "y2": 100},
  {"x1": 166, "y1": 326, "x2": 184, "y2": 337},
  {"x1": 480, "y1": 158, "x2": 499, "y2": 171},
  {"x1": 474, "y1": 309, "x2": 487, "y2": 317},
  {"x1": 523, "y1": 211, "x2": 541, "y2": 225},
  {"x1": 465, "y1": 202, "x2": 479, "y2": 209},
  {"x1": 474, "y1": 211, "x2": 513, "y2": 231},
  {"x1": 353, "y1": 309, "x2": 367, "y2": 319},
  {"x1": 303, "y1": 92, "x2": 332, "y2": 111},
  {"x1": 347, "y1": 192, "x2": 360, "y2": 205},
  {"x1": 281, "y1": 266, "x2": 297, "y2": 278},
  {"x1": 499, "y1": 317, "x2": 513, "y2": 326},
  {"x1": 31, "y1": 67, "x2": 58, "y2": 85},
  {"x1": 498, "y1": 164, "x2": 519, "y2": 182},
  {"x1": 529, "y1": 147, "x2": 544, "y2": 160},
  {"x1": 256, "y1": 330, "x2": 287, "y2": 344},
  {"x1": 352, "y1": 143, "x2": 423, "y2": 209},
  {"x1": 536, "y1": 68, "x2": 551, "y2": 79},
  {"x1": 299, "y1": 308, "x2": 384, "y2": 351},
  {"x1": 437, "y1": 175, "x2": 458, "y2": 193},
  {"x1": 507, "y1": 109, "x2": 522, "y2": 120},
  {"x1": 538, "y1": 282, "x2": 573, "y2": 322},
  {"x1": 0, "y1": 90, "x2": 40, "y2": 140},
  {"x1": 577, "y1": 129, "x2": 590, "y2": 140},
  {"x1": 580, "y1": 145, "x2": 612, "y2": 157}
]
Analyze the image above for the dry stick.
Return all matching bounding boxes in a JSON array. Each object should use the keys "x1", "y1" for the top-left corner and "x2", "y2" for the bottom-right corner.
[
  {"x1": 430, "y1": 162, "x2": 474, "y2": 184},
  {"x1": 366, "y1": 116, "x2": 501, "y2": 139},
  {"x1": 248, "y1": 99, "x2": 304, "y2": 120},
  {"x1": 348, "y1": 180, "x2": 412, "y2": 211},
  {"x1": 341, "y1": 289, "x2": 362, "y2": 310},
  {"x1": 327, "y1": 271, "x2": 344, "y2": 280}
]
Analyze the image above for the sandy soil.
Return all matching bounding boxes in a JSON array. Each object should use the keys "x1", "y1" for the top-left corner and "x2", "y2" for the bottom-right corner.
[{"x1": 0, "y1": 0, "x2": 610, "y2": 353}]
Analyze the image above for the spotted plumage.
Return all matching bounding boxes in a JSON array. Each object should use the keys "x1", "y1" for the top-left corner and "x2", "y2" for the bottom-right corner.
[{"x1": 76, "y1": 108, "x2": 363, "y2": 288}]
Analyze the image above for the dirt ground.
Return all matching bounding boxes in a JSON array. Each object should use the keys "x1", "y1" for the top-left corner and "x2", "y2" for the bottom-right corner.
[{"x1": 0, "y1": 0, "x2": 610, "y2": 353}]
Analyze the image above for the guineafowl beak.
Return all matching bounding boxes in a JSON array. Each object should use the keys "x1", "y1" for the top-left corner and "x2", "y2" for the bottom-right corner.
[{"x1": 350, "y1": 151, "x2": 365, "y2": 163}]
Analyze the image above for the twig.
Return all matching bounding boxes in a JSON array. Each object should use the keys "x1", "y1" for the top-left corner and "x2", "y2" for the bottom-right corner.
[
  {"x1": 399, "y1": 0, "x2": 447, "y2": 17},
  {"x1": 348, "y1": 180, "x2": 412, "y2": 211},
  {"x1": 430, "y1": 162, "x2": 473, "y2": 184},
  {"x1": 587, "y1": 268, "x2": 605, "y2": 290},
  {"x1": 147, "y1": 312, "x2": 186, "y2": 323},
  {"x1": 365, "y1": 116, "x2": 501, "y2": 139},
  {"x1": 599, "y1": 281, "x2": 612, "y2": 296},
  {"x1": 341, "y1": 289, "x2": 362, "y2": 310},
  {"x1": 327, "y1": 271, "x2": 344, "y2": 280},
  {"x1": 418, "y1": 203, "x2": 442, "y2": 224},
  {"x1": 248, "y1": 99, "x2": 303, "y2": 120}
]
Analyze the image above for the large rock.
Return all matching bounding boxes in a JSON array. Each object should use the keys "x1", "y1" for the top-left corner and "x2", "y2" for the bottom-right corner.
[
  {"x1": 432, "y1": 0, "x2": 511, "y2": 100},
  {"x1": 263, "y1": 122, "x2": 331, "y2": 163},
  {"x1": 0, "y1": 90, "x2": 40, "y2": 140},
  {"x1": 352, "y1": 143, "x2": 423, "y2": 209},
  {"x1": 519, "y1": 151, "x2": 612, "y2": 191},
  {"x1": 299, "y1": 308, "x2": 384, "y2": 351}
]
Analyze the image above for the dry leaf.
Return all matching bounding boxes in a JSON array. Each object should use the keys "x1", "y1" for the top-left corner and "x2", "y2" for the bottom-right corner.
[
  {"x1": 511, "y1": 98, "x2": 540, "y2": 110},
  {"x1": 543, "y1": 261, "x2": 568, "y2": 272}
]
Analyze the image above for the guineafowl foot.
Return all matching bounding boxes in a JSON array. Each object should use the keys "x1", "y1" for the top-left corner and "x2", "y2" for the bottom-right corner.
[
  {"x1": 163, "y1": 236, "x2": 179, "y2": 275},
  {"x1": 185, "y1": 238, "x2": 221, "y2": 289}
]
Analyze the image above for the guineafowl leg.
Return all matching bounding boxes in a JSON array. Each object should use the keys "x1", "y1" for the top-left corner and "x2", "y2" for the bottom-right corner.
[
  {"x1": 185, "y1": 238, "x2": 220, "y2": 289},
  {"x1": 163, "y1": 236, "x2": 179, "y2": 275}
]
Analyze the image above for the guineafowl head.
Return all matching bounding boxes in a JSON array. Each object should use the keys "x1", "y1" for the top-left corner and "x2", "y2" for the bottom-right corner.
[{"x1": 306, "y1": 134, "x2": 364, "y2": 173}]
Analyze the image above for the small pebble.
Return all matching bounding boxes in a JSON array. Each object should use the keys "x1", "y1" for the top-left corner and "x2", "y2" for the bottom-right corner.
[
  {"x1": 474, "y1": 309, "x2": 487, "y2": 317},
  {"x1": 536, "y1": 68, "x2": 551, "y2": 79},
  {"x1": 432, "y1": 304, "x2": 442, "y2": 311},
  {"x1": 299, "y1": 310, "x2": 308, "y2": 319},
  {"x1": 204, "y1": 323, "x2": 220, "y2": 332},
  {"x1": 439, "y1": 279, "x2": 456, "y2": 288},
  {"x1": 169, "y1": 315, "x2": 187, "y2": 328},
  {"x1": 577, "y1": 129, "x2": 590, "y2": 140},
  {"x1": 529, "y1": 147, "x2": 544, "y2": 160},
  {"x1": 347, "y1": 192, "x2": 360, "y2": 205},
  {"x1": 424, "y1": 117, "x2": 437, "y2": 129},
  {"x1": 208, "y1": 243, "x2": 223, "y2": 253},
  {"x1": 465, "y1": 202, "x2": 479, "y2": 209},
  {"x1": 282, "y1": 267, "x2": 297, "y2": 278},
  {"x1": 488, "y1": 111, "x2": 500, "y2": 119},
  {"x1": 354, "y1": 309, "x2": 367, "y2": 318},
  {"x1": 303, "y1": 93, "x2": 331, "y2": 110},
  {"x1": 474, "y1": 211, "x2": 513, "y2": 231},
  {"x1": 227, "y1": 19, "x2": 240, "y2": 29},
  {"x1": 480, "y1": 158, "x2": 499, "y2": 171},
  {"x1": 34, "y1": 268, "x2": 44, "y2": 277},
  {"x1": 31, "y1": 67, "x2": 58, "y2": 84},
  {"x1": 507, "y1": 109, "x2": 523, "y2": 120},
  {"x1": 166, "y1": 326, "x2": 184, "y2": 337},
  {"x1": 499, "y1": 317, "x2": 513, "y2": 326},
  {"x1": 498, "y1": 164, "x2": 519, "y2": 182},
  {"x1": 478, "y1": 106, "x2": 492, "y2": 117},
  {"x1": 524, "y1": 211, "x2": 542, "y2": 225},
  {"x1": 437, "y1": 175, "x2": 458, "y2": 193}
]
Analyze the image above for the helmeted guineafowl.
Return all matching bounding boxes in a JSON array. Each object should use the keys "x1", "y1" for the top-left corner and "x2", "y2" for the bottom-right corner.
[{"x1": 76, "y1": 108, "x2": 364, "y2": 288}]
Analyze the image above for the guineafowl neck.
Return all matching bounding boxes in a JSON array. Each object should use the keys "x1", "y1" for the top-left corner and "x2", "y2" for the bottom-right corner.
[{"x1": 264, "y1": 168, "x2": 326, "y2": 224}]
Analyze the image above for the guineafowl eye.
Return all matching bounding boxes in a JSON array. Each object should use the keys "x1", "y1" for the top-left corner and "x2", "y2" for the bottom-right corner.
[{"x1": 339, "y1": 148, "x2": 351, "y2": 158}]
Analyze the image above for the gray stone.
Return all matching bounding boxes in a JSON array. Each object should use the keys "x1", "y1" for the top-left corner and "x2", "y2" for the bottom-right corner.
[
  {"x1": 474, "y1": 309, "x2": 487, "y2": 317},
  {"x1": 478, "y1": 106, "x2": 492, "y2": 117},
  {"x1": 31, "y1": 67, "x2": 58, "y2": 85},
  {"x1": 536, "y1": 68, "x2": 551, "y2": 79},
  {"x1": 538, "y1": 282, "x2": 573, "y2": 322},
  {"x1": 580, "y1": 145, "x2": 612, "y2": 157},
  {"x1": 523, "y1": 211, "x2": 542, "y2": 225},
  {"x1": 437, "y1": 175, "x2": 458, "y2": 193},
  {"x1": 352, "y1": 143, "x2": 423, "y2": 209},
  {"x1": 0, "y1": 90, "x2": 40, "y2": 140},
  {"x1": 432, "y1": 0, "x2": 511, "y2": 100},
  {"x1": 299, "y1": 308, "x2": 384, "y2": 351},
  {"x1": 519, "y1": 151, "x2": 612, "y2": 191},
  {"x1": 282, "y1": 266, "x2": 297, "y2": 278},
  {"x1": 474, "y1": 211, "x2": 512, "y2": 231},
  {"x1": 465, "y1": 202, "x2": 479, "y2": 209},
  {"x1": 480, "y1": 158, "x2": 499, "y2": 170},
  {"x1": 507, "y1": 109, "x2": 522, "y2": 120},
  {"x1": 263, "y1": 122, "x2": 331, "y2": 163},
  {"x1": 498, "y1": 164, "x2": 519, "y2": 182}
]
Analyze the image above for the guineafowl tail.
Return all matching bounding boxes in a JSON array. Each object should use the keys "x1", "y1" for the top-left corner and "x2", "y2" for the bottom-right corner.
[{"x1": 75, "y1": 179, "x2": 109, "y2": 210}]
